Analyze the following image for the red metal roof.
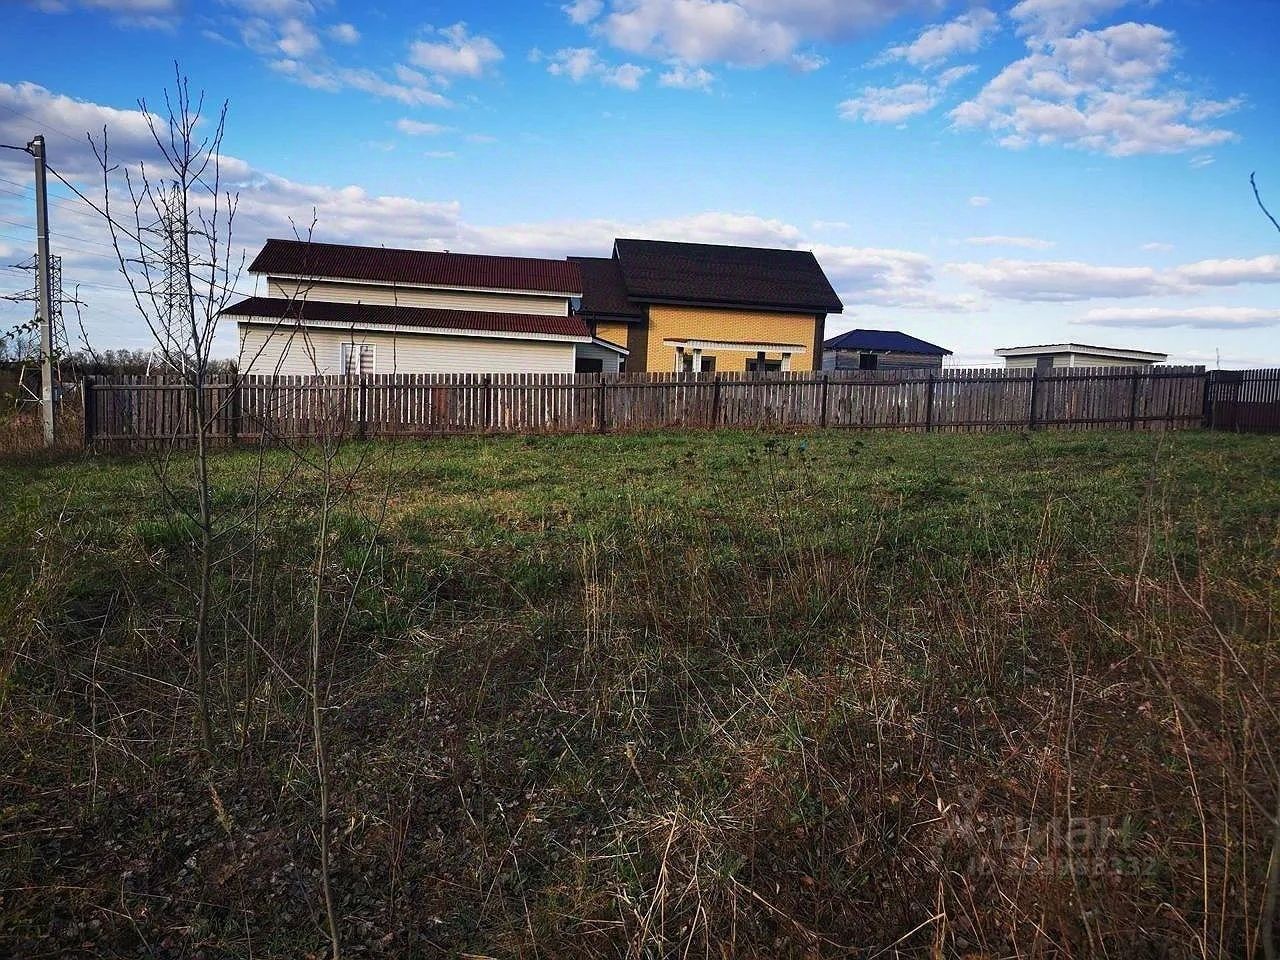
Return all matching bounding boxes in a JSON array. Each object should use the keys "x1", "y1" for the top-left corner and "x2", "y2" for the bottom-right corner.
[
  {"x1": 249, "y1": 239, "x2": 583, "y2": 295},
  {"x1": 221, "y1": 296, "x2": 592, "y2": 338}
]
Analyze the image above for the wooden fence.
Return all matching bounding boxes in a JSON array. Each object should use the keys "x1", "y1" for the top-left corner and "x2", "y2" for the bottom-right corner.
[
  {"x1": 77, "y1": 365, "x2": 1246, "y2": 449},
  {"x1": 1204, "y1": 368, "x2": 1280, "y2": 433}
]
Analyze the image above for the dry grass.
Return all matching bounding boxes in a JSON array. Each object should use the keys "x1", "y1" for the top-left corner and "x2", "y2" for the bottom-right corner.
[
  {"x1": 0, "y1": 404, "x2": 83, "y2": 460},
  {"x1": 0, "y1": 428, "x2": 1276, "y2": 957}
]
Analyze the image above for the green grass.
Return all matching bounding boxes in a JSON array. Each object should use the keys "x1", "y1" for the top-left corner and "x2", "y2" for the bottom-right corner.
[{"x1": 0, "y1": 428, "x2": 1276, "y2": 958}]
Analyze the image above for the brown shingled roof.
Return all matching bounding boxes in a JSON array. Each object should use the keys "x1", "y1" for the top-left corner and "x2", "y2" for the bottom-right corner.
[
  {"x1": 569, "y1": 256, "x2": 643, "y2": 319},
  {"x1": 249, "y1": 239, "x2": 583, "y2": 295},
  {"x1": 613, "y1": 238, "x2": 843, "y2": 314},
  {"x1": 221, "y1": 296, "x2": 592, "y2": 339}
]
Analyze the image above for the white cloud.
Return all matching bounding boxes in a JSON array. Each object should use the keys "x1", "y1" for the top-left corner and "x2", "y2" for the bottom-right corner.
[
  {"x1": 812, "y1": 219, "x2": 851, "y2": 231},
  {"x1": 952, "y1": 253, "x2": 1280, "y2": 302},
  {"x1": 409, "y1": 23, "x2": 504, "y2": 78},
  {"x1": 276, "y1": 17, "x2": 320, "y2": 57},
  {"x1": 547, "y1": 48, "x2": 649, "y2": 89},
  {"x1": 839, "y1": 82, "x2": 936, "y2": 124},
  {"x1": 594, "y1": 0, "x2": 944, "y2": 70},
  {"x1": 969, "y1": 195, "x2": 991, "y2": 206},
  {"x1": 1189, "y1": 155, "x2": 1215, "y2": 168},
  {"x1": 423, "y1": 151, "x2": 457, "y2": 160},
  {"x1": 1172, "y1": 254, "x2": 1280, "y2": 287},
  {"x1": 270, "y1": 60, "x2": 452, "y2": 108},
  {"x1": 965, "y1": 235, "x2": 1055, "y2": 249},
  {"x1": 1140, "y1": 241, "x2": 1173, "y2": 252},
  {"x1": 31, "y1": 0, "x2": 180, "y2": 29},
  {"x1": 951, "y1": 22, "x2": 1241, "y2": 156},
  {"x1": 882, "y1": 8, "x2": 999, "y2": 67},
  {"x1": 229, "y1": 6, "x2": 456, "y2": 108},
  {"x1": 327, "y1": 22, "x2": 360, "y2": 44},
  {"x1": 839, "y1": 65, "x2": 972, "y2": 125},
  {"x1": 816, "y1": 243, "x2": 981, "y2": 311},
  {"x1": 563, "y1": 0, "x2": 604, "y2": 24},
  {"x1": 1009, "y1": 0, "x2": 1130, "y2": 41},
  {"x1": 1074, "y1": 306, "x2": 1280, "y2": 329},
  {"x1": 608, "y1": 63, "x2": 649, "y2": 89},
  {"x1": 659, "y1": 63, "x2": 715, "y2": 90},
  {"x1": 0, "y1": 81, "x2": 160, "y2": 178},
  {"x1": 395, "y1": 118, "x2": 450, "y2": 136},
  {"x1": 950, "y1": 258, "x2": 1173, "y2": 300}
]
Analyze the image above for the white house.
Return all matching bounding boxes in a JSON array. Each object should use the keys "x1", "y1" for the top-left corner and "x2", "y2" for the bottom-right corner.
[
  {"x1": 226, "y1": 239, "x2": 627, "y2": 376},
  {"x1": 995, "y1": 342, "x2": 1168, "y2": 370}
]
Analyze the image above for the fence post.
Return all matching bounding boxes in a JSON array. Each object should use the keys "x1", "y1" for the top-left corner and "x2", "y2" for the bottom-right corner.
[
  {"x1": 597, "y1": 373, "x2": 606, "y2": 433},
  {"x1": 819, "y1": 373, "x2": 830, "y2": 428},
  {"x1": 229, "y1": 377, "x2": 240, "y2": 444},
  {"x1": 80, "y1": 375, "x2": 93, "y2": 448},
  {"x1": 1027, "y1": 369, "x2": 1040, "y2": 430},
  {"x1": 482, "y1": 375, "x2": 493, "y2": 432},
  {"x1": 1202, "y1": 370, "x2": 1215, "y2": 429},
  {"x1": 358, "y1": 375, "x2": 368, "y2": 440},
  {"x1": 711, "y1": 373, "x2": 722, "y2": 427},
  {"x1": 1128, "y1": 370, "x2": 1140, "y2": 430},
  {"x1": 924, "y1": 373, "x2": 935, "y2": 433}
]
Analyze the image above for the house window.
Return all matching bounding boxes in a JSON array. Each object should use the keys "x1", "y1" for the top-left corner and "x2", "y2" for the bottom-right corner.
[
  {"x1": 676, "y1": 350, "x2": 716, "y2": 373},
  {"x1": 746, "y1": 357, "x2": 782, "y2": 373},
  {"x1": 341, "y1": 342, "x2": 375, "y2": 376},
  {"x1": 576, "y1": 356, "x2": 604, "y2": 374},
  {"x1": 858, "y1": 352, "x2": 879, "y2": 370}
]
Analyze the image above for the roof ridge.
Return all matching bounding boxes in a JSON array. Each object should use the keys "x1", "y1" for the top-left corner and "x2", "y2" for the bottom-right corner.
[{"x1": 615, "y1": 237, "x2": 816, "y2": 256}]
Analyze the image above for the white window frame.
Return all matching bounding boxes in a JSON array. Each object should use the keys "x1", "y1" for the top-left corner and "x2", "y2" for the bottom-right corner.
[{"x1": 340, "y1": 341, "x2": 376, "y2": 377}]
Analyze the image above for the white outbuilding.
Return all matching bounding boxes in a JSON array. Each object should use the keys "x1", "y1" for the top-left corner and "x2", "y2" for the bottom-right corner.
[{"x1": 995, "y1": 342, "x2": 1168, "y2": 371}]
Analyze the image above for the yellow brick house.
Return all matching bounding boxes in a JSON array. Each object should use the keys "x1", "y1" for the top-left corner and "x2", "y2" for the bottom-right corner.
[{"x1": 573, "y1": 239, "x2": 843, "y2": 373}]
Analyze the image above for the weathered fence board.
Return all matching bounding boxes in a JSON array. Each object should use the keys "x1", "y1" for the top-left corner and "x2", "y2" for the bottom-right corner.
[
  {"x1": 1206, "y1": 368, "x2": 1280, "y2": 433},
  {"x1": 81, "y1": 365, "x2": 1247, "y2": 449}
]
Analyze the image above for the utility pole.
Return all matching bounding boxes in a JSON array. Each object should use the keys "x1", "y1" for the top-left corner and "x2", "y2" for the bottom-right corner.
[{"x1": 29, "y1": 135, "x2": 55, "y2": 446}]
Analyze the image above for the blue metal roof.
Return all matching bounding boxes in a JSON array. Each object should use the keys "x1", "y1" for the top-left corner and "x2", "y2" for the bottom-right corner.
[{"x1": 823, "y1": 329, "x2": 952, "y2": 356}]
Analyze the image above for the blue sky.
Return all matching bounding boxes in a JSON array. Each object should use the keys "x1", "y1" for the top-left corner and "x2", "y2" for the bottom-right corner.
[{"x1": 0, "y1": 0, "x2": 1277, "y2": 365}]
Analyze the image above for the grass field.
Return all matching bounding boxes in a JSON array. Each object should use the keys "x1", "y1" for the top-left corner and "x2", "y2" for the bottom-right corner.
[{"x1": 1, "y1": 428, "x2": 1277, "y2": 957}]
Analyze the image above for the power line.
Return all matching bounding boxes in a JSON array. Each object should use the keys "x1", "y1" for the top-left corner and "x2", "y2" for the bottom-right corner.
[{"x1": 0, "y1": 103, "x2": 86, "y2": 147}]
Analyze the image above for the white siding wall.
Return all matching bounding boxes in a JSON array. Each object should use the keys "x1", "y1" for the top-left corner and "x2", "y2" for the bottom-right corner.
[
  {"x1": 1003, "y1": 354, "x2": 1158, "y2": 369},
  {"x1": 265, "y1": 278, "x2": 570, "y2": 316},
  {"x1": 238, "y1": 325, "x2": 577, "y2": 376},
  {"x1": 574, "y1": 341, "x2": 624, "y2": 374}
]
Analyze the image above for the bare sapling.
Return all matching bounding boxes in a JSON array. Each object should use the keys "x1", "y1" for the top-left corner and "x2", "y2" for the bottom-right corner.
[{"x1": 90, "y1": 66, "x2": 245, "y2": 754}]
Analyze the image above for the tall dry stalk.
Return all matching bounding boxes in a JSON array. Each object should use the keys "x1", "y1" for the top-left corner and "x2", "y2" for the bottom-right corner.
[{"x1": 310, "y1": 452, "x2": 341, "y2": 959}]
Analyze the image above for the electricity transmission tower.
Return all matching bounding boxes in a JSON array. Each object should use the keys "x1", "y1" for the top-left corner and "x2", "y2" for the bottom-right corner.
[
  {"x1": 5, "y1": 254, "x2": 71, "y2": 356},
  {"x1": 145, "y1": 183, "x2": 194, "y2": 373},
  {"x1": 3, "y1": 253, "x2": 74, "y2": 403}
]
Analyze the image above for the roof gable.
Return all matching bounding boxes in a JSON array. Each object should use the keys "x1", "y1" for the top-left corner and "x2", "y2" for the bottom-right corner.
[
  {"x1": 569, "y1": 256, "x2": 643, "y2": 319},
  {"x1": 613, "y1": 238, "x2": 843, "y2": 314},
  {"x1": 824, "y1": 329, "x2": 952, "y2": 356},
  {"x1": 249, "y1": 239, "x2": 583, "y2": 296}
]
